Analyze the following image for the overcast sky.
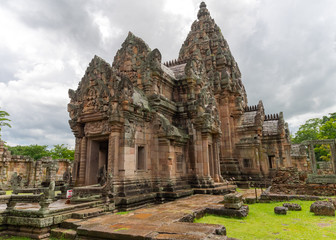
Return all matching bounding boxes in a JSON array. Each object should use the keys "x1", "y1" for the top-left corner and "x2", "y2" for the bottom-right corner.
[{"x1": 0, "y1": 0, "x2": 335, "y2": 148}]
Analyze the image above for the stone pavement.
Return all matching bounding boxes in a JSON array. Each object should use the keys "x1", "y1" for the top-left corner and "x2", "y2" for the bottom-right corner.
[{"x1": 62, "y1": 194, "x2": 228, "y2": 240}]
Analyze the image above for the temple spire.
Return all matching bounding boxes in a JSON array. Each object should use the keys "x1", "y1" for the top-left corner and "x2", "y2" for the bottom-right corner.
[{"x1": 197, "y1": 2, "x2": 210, "y2": 19}]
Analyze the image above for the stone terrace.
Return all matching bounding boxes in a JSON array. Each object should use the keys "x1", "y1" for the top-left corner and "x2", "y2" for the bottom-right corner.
[{"x1": 57, "y1": 194, "x2": 229, "y2": 240}]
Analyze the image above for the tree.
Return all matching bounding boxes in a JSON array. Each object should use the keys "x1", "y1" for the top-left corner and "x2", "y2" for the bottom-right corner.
[
  {"x1": 319, "y1": 118, "x2": 336, "y2": 139},
  {"x1": 0, "y1": 108, "x2": 11, "y2": 138},
  {"x1": 7, "y1": 144, "x2": 50, "y2": 160},
  {"x1": 7, "y1": 144, "x2": 74, "y2": 161},
  {"x1": 291, "y1": 118, "x2": 320, "y2": 144},
  {"x1": 291, "y1": 112, "x2": 336, "y2": 162},
  {"x1": 49, "y1": 144, "x2": 74, "y2": 161}
]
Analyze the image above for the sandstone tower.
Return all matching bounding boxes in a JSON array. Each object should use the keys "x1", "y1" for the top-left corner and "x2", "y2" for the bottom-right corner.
[{"x1": 68, "y1": 2, "x2": 306, "y2": 207}]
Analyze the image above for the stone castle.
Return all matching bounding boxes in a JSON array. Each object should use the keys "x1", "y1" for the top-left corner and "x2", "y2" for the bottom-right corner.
[{"x1": 68, "y1": 2, "x2": 306, "y2": 205}]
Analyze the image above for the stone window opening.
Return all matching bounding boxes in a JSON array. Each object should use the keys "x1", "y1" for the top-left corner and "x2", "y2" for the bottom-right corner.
[
  {"x1": 243, "y1": 159, "x2": 252, "y2": 168},
  {"x1": 176, "y1": 153, "x2": 183, "y2": 172},
  {"x1": 137, "y1": 146, "x2": 146, "y2": 171}
]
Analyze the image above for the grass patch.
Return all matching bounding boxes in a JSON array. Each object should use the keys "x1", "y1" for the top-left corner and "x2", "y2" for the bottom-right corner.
[
  {"x1": 0, "y1": 236, "x2": 31, "y2": 240},
  {"x1": 114, "y1": 227, "x2": 129, "y2": 232},
  {"x1": 115, "y1": 211, "x2": 130, "y2": 215},
  {"x1": 195, "y1": 200, "x2": 336, "y2": 240}
]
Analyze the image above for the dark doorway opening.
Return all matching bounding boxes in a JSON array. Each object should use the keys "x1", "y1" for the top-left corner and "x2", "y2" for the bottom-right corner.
[
  {"x1": 268, "y1": 155, "x2": 274, "y2": 169},
  {"x1": 87, "y1": 139, "x2": 108, "y2": 185}
]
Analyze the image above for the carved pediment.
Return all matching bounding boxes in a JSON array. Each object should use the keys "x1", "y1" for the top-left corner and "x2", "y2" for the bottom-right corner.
[{"x1": 84, "y1": 120, "x2": 111, "y2": 136}]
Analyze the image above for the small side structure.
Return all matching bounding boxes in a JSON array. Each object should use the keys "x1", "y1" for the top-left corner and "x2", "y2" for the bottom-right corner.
[{"x1": 0, "y1": 140, "x2": 72, "y2": 189}]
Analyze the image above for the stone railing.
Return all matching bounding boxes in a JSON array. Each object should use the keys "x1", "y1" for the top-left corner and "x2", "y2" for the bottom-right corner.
[
  {"x1": 1, "y1": 182, "x2": 56, "y2": 215},
  {"x1": 71, "y1": 175, "x2": 114, "y2": 209}
]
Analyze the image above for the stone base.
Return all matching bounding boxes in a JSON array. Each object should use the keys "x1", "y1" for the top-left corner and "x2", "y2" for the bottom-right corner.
[
  {"x1": 224, "y1": 202, "x2": 242, "y2": 209},
  {"x1": 193, "y1": 184, "x2": 236, "y2": 195},
  {"x1": 206, "y1": 205, "x2": 249, "y2": 218},
  {"x1": 115, "y1": 192, "x2": 157, "y2": 211},
  {"x1": 260, "y1": 187, "x2": 322, "y2": 202},
  {"x1": 244, "y1": 197, "x2": 257, "y2": 204},
  {"x1": 1, "y1": 226, "x2": 50, "y2": 239}
]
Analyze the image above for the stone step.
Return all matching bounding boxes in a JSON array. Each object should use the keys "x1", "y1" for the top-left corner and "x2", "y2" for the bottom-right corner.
[
  {"x1": 157, "y1": 189, "x2": 194, "y2": 199},
  {"x1": 194, "y1": 185, "x2": 236, "y2": 195},
  {"x1": 60, "y1": 218, "x2": 83, "y2": 230},
  {"x1": 71, "y1": 207, "x2": 105, "y2": 219},
  {"x1": 51, "y1": 228, "x2": 77, "y2": 240}
]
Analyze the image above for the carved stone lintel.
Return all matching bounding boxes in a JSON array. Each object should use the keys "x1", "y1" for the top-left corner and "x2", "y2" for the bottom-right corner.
[{"x1": 84, "y1": 121, "x2": 110, "y2": 136}]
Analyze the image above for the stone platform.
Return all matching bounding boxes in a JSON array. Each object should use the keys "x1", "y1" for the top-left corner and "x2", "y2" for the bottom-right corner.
[{"x1": 59, "y1": 194, "x2": 228, "y2": 240}]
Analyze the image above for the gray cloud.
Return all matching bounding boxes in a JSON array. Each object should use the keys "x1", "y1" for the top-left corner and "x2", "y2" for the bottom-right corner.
[{"x1": 1, "y1": 0, "x2": 336, "y2": 147}]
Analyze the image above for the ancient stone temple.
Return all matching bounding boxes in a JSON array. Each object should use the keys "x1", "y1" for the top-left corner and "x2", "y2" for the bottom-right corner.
[{"x1": 68, "y1": 2, "x2": 305, "y2": 204}]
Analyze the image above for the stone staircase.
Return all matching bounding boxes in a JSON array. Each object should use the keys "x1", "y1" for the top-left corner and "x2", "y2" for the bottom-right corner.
[
  {"x1": 193, "y1": 183, "x2": 236, "y2": 195},
  {"x1": 50, "y1": 207, "x2": 106, "y2": 239}
]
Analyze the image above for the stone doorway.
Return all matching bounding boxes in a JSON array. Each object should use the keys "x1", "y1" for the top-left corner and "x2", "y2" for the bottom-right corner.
[
  {"x1": 268, "y1": 155, "x2": 275, "y2": 169},
  {"x1": 86, "y1": 139, "x2": 109, "y2": 185}
]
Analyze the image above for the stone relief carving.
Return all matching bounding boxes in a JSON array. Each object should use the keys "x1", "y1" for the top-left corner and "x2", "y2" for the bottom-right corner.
[
  {"x1": 124, "y1": 119, "x2": 136, "y2": 147},
  {"x1": 84, "y1": 121, "x2": 110, "y2": 136}
]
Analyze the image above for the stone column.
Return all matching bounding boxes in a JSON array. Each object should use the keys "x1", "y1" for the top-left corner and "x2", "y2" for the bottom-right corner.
[
  {"x1": 34, "y1": 160, "x2": 42, "y2": 187},
  {"x1": 213, "y1": 140, "x2": 221, "y2": 182},
  {"x1": 72, "y1": 137, "x2": 80, "y2": 183},
  {"x1": 109, "y1": 128, "x2": 121, "y2": 177},
  {"x1": 77, "y1": 137, "x2": 87, "y2": 185},
  {"x1": 309, "y1": 144, "x2": 317, "y2": 174},
  {"x1": 330, "y1": 142, "x2": 336, "y2": 174},
  {"x1": 195, "y1": 131, "x2": 203, "y2": 175},
  {"x1": 219, "y1": 96, "x2": 233, "y2": 159},
  {"x1": 28, "y1": 160, "x2": 35, "y2": 187},
  {"x1": 209, "y1": 144, "x2": 215, "y2": 179},
  {"x1": 202, "y1": 133, "x2": 210, "y2": 177}
]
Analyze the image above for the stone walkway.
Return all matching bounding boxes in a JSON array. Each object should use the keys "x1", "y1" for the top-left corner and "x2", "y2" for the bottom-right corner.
[{"x1": 65, "y1": 194, "x2": 228, "y2": 240}]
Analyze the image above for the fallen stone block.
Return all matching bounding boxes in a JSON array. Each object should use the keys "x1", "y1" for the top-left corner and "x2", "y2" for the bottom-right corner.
[
  {"x1": 310, "y1": 201, "x2": 335, "y2": 216},
  {"x1": 274, "y1": 206, "x2": 287, "y2": 215},
  {"x1": 283, "y1": 203, "x2": 301, "y2": 211}
]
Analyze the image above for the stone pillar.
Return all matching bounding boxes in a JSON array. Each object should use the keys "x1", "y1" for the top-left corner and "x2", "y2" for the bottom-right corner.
[
  {"x1": 34, "y1": 160, "x2": 42, "y2": 187},
  {"x1": 202, "y1": 133, "x2": 210, "y2": 177},
  {"x1": 209, "y1": 144, "x2": 215, "y2": 179},
  {"x1": 1, "y1": 164, "x2": 7, "y2": 187},
  {"x1": 309, "y1": 144, "x2": 317, "y2": 174},
  {"x1": 109, "y1": 128, "x2": 121, "y2": 177},
  {"x1": 77, "y1": 137, "x2": 87, "y2": 185},
  {"x1": 167, "y1": 143, "x2": 175, "y2": 178},
  {"x1": 28, "y1": 160, "x2": 35, "y2": 187},
  {"x1": 330, "y1": 142, "x2": 336, "y2": 174},
  {"x1": 72, "y1": 137, "x2": 80, "y2": 183},
  {"x1": 213, "y1": 140, "x2": 221, "y2": 182},
  {"x1": 195, "y1": 131, "x2": 203, "y2": 175},
  {"x1": 219, "y1": 96, "x2": 233, "y2": 158}
]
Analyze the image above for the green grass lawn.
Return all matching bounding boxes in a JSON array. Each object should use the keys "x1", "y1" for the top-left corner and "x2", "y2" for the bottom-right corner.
[{"x1": 195, "y1": 200, "x2": 336, "y2": 240}]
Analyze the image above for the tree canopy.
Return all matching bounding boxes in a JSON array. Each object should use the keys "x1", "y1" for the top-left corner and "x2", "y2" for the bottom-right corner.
[
  {"x1": 291, "y1": 112, "x2": 336, "y2": 161},
  {"x1": 7, "y1": 144, "x2": 74, "y2": 161},
  {"x1": 0, "y1": 108, "x2": 11, "y2": 138}
]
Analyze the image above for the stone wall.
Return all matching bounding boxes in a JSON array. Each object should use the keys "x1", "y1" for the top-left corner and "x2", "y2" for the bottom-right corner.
[
  {"x1": 0, "y1": 140, "x2": 72, "y2": 189},
  {"x1": 270, "y1": 167, "x2": 336, "y2": 196}
]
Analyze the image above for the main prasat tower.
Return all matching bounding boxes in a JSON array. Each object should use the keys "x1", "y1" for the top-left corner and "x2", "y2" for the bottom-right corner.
[{"x1": 68, "y1": 2, "x2": 305, "y2": 208}]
